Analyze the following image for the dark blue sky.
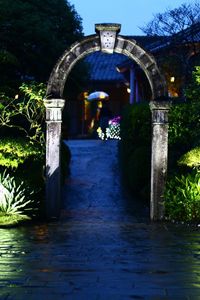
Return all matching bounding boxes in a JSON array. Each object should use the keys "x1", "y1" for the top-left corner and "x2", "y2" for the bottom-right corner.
[{"x1": 70, "y1": 0, "x2": 195, "y2": 35}]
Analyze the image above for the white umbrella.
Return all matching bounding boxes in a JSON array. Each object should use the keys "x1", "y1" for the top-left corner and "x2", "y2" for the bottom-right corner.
[{"x1": 87, "y1": 91, "x2": 109, "y2": 101}]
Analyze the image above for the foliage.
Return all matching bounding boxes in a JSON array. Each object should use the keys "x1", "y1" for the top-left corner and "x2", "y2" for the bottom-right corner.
[
  {"x1": 0, "y1": 0, "x2": 83, "y2": 91},
  {"x1": 164, "y1": 67, "x2": 200, "y2": 223},
  {"x1": 168, "y1": 101, "x2": 200, "y2": 148},
  {"x1": 0, "y1": 82, "x2": 46, "y2": 147},
  {"x1": 126, "y1": 146, "x2": 151, "y2": 195},
  {"x1": 185, "y1": 66, "x2": 200, "y2": 102},
  {"x1": 0, "y1": 81, "x2": 46, "y2": 219},
  {"x1": 164, "y1": 171, "x2": 200, "y2": 223},
  {"x1": 0, "y1": 173, "x2": 33, "y2": 224},
  {"x1": 167, "y1": 66, "x2": 200, "y2": 172},
  {"x1": 0, "y1": 212, "x2": 30, "y2": 227},
  {"x1": 120, "y1": 104, "x2": 151, "y2": 147},
  {"x1": 0, "y1": 138, "x2": 42, "y2": 169},
  {"x1": 141, "y1": 3, "x2": 200, "y2": 93},
  {"x1": 119, "y1": 104, "x2": 151, "y2": 198},
  {"x1": 178, "y1": 147, "x2": 200, "y2": 169},
  {"x1": 169, "y1": 67, "x2": 200, "y2": 146}
]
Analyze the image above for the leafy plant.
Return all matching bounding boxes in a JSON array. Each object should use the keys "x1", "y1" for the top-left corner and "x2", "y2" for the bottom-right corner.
[
  {"x1": 164, "y1": 171, "x2": 200, "y2": 222},
  {"x1": 185, "y1": 66, "x2": 200, "y2": 102},
  {"x1": 178, "y1": 147, "x2": 200, "y2": 169},
  {"x1": 168, "y1": 66, "x2": 200, "y2": 150},
  {"x1": 0, "y1": 82, "x2": 46, "y2": 147},
  {"x1": 119, "y1": 103, "x2": 151, "y2": 198},
  {"x1": 0, "y1": 137, "x2": 43, "y2": 169},
  {"x1": 0, "y1": 172, "x2": 38, "y2": 226}
]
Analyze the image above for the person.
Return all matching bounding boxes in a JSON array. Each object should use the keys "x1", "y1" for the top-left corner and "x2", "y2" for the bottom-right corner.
[{"x1": 99, "y1": 102, "x2": 112, "y2": 140}]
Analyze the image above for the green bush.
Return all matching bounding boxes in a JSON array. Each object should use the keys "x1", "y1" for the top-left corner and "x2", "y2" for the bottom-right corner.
[
  {"x1": 168, "y1": 101, "x2": 200, "y2": 150},
  {"x1": 119, "y1": 103, "x2": 151, "y2": 199},
  {"x1": 126, "y1": 146, "x2": 151, "y2": 195},
  {"x1": 164, "y1": 171, "x2": 200, "y2": 223},
  {"x1": 178, "y1": 147, "x2": 200, "y2": 169},
  {"x1": 164, "y1": 67, "x2": 200, "y2": 223},
  {"x1": 0, "y1": 137, "x2": 43, "y2": 169},
  {"x1": 0, "y1": 81, "x2": 46, "y2": 146}
]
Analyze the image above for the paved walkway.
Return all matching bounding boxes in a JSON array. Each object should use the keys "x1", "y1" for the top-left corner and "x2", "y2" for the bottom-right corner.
[{"x1": 0, "y1": 140, "x2": 199, "y2": 300}]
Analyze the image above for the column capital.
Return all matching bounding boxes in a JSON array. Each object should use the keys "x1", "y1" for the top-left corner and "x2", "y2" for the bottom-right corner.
[
  {"x1": 149, "y1": 101, "x2": 171, "y2": 111},
  {"x1": 43, "y1": 98, "x2": 65, "y2": 109},
  {"x1": 43, "y1": 98, "x2": 65, "y2": 122},
  {"x1": 149, "y1": 101, "x2": 171, "y2": 125}
]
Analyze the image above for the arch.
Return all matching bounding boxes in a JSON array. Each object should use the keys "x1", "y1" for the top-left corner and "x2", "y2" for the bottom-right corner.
[
  {"x1": 44, "y1": 24, "x2": 170, "y2": 222},
  {"x1": 46, "y1": 35, "x2": 167, "y2": 99}
]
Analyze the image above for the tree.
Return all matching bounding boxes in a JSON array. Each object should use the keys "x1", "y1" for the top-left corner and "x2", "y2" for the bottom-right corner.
[
  {"x1": 0, "y1": 0, "x2": 83, "y2": 93},
  {"x1": 141, "y1": 2, "x2": 200, "y2": 96},
  {"x1": 141, "y1": 2, "x2": 200, "y2": 38}
]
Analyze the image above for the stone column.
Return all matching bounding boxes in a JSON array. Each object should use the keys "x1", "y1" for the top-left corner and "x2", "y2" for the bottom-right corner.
[
  {"x1": 43, "y1": 98, "x2": 65, "y2": 220},
  {"x1": 149, "y1": 101, "x2": 170, "y2": 221}
]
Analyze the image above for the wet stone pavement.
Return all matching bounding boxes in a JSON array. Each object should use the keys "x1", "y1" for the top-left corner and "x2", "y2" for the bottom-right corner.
[{"x1": 0, "y1": 140, "x2": 200, "y2": 300}]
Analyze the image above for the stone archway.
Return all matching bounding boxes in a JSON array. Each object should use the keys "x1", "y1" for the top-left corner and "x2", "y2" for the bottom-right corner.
[{"x1": 44, "y1": 23, "x2": 170, "y2": 221}]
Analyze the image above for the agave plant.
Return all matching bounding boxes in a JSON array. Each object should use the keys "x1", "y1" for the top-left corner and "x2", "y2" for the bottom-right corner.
[{"x1": 0, "y1": 172, "x2": 34, "y2": 217}]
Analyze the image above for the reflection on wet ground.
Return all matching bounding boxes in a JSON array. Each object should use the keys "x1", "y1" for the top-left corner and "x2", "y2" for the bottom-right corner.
[{"x1": 0, "y1": 140, "x2": 199, "y2": 299}]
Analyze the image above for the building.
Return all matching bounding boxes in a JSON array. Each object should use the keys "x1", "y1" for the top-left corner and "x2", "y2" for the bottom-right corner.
[{"x1": 66, "y1": 23, "x2": 200, "y2": 136}]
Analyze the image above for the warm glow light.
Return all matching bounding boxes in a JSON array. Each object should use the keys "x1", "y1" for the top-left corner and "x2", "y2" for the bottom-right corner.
[
  {"x1": 99, "y1": 93, "x2": 106, "y2": 99},
  {"x1": 98, "y1": 101, "x2": 102, "y2": 108},
  {"x1": 83, "y1": 92, "x2": 88, "y2": 99},
  {"x1": 127, "y1": 88, "x2": 131, "y2": 94},
  {"x1": 15, "y1": 94, "x2": 19, "y2": 99},
  {"x1": 170, "y1": 76, "x2": 175, "y2": 83}
]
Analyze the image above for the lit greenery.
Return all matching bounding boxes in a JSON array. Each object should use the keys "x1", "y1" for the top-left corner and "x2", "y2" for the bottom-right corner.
[
  {"x1": 168, "y1": 66, "x2": 200, "y2": 173},
  {"x1": 165, "y1": 67, "x2": 200, "y2": 223},
  {"x1": 0, "y1": 82, "x2": 46, "y2": 147},
  {"x1": 164, "y1": 171, "x2": 200, "y2": 223},
  {"x1": 0, "y1": 138, "x2": 42, "y2": 169},
  {"x1": 0, "y1": 212, "x2": 30, "y2": 227},
  {"x1": 0, "y1": 172, "x2": 36, "y2": 226},
  {"x1": 178, "y1": 147, "x2": 200, "y2": 169}
]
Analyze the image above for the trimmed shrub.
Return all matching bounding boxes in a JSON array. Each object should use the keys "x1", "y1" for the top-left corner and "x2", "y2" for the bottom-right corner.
[{"x1": 119, "y1": 103, "x2": 151, "y2": 199}]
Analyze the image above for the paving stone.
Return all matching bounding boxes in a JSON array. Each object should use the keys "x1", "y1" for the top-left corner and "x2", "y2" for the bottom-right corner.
[{"x1": 0, "y1": 140, "x2": 199, "y2": 299}]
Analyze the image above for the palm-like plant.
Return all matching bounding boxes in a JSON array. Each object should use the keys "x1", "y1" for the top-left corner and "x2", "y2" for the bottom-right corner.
[{"x1": 0, "y1": 172, "x2": 35, "y2": 225}]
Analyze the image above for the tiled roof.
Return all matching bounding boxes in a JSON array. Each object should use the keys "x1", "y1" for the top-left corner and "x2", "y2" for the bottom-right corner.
[
  {"x1": 126, "y1": 35, "x2": 167, "y2": 49},
  {"x1": 84, "y1": 23, "x2": 200, "y2": 82},
  {"x1": 85, "y1": 51, "x2": 131, "y2": 82},
  {"x1": 148, "y1": 22, "x2": 200, "y2": 52},
  {"x1": 175, "y1": 21, "x2": 200, "y2": 43},
  {"x1": 84, "y1": 36, "x2": 165, "y2": 82}
]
